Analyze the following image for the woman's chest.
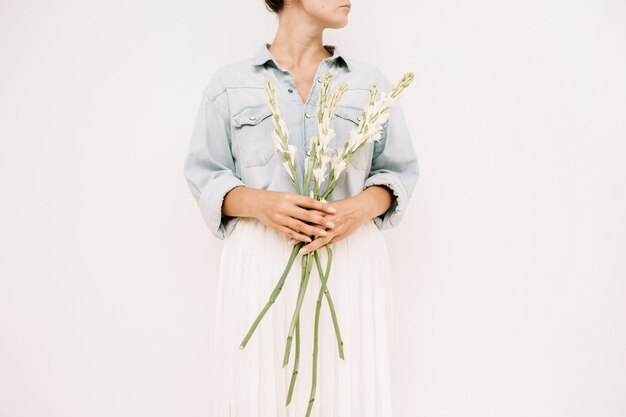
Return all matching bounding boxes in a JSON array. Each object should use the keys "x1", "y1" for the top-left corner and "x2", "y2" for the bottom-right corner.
[{"x1": 224, "y1": 70, "x2": 377, "y2": 195}]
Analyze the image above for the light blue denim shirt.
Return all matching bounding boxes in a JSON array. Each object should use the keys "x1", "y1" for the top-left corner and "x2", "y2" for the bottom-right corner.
[{"x1": 183, "y1": 42, "x2": 419, "y2": 240}]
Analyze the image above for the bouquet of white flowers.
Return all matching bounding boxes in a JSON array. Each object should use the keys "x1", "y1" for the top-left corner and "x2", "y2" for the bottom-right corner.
[{"x1": 239, "y1": 70, "x2": 414, "y2": 416}]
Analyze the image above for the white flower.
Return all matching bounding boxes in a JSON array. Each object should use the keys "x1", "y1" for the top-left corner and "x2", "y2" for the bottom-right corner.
[
  {"x1": 333, "y1": 158, "x2": 347, "y2": 177},
  {"x1": 287, "y1": 144, "x2": 297, "y2": 161},
  {"x1": 318, "y1": 128, "x2": 335, "y2": 150},
  {"x1": 320, "y1": 154, "x2": 331, "y2": 170},
  {"x1": 346, "y1": 129, "x2": 365, "y2": 153},
  {"x1": 313, "y1": 166, "x2": 326, "y2": 188},
  {"x1": 330, "y1": 153, "x2": 348, "y2": 177},
  {"x1": 272, "y1": 131, "x2": 285, "y2": 153},
  {"x1": 366, "y1": 124, "x2": 384, "y2": 144},
  {"x1": 315, "y1": 145, "x2": 325, "y2": 161},
  {"x1": 282, "y1": 160, "x2": 294, "y2": 182}
]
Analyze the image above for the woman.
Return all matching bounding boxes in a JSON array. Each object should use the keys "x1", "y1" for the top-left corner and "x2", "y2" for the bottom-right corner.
[{"x1": 183, "y1": 0, "x2": 419, "y2": 415}]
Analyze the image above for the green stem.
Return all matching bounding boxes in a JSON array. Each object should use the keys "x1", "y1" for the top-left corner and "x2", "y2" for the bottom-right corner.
[
  {"x1": 305, "y1": 259, "x2": 326, "y2": 417},
  {"x1": 320, "y1": 182, "x2": 336, "y2": 201},
  {"x1": 285, "y1": 312, "x2": 300, "y2": 405},
  {"x1": 239, "y1": 241, "x2": 305, "y2": 350},
  {"x1": 288, "y1": 158, "x2": 301, "y2": 195},
  {"x1": 282, "y1": 251, "x2": 314, "y2": 367},
  {"x1": 312, "y1": 246, "x2": 344, "y2": 359}
]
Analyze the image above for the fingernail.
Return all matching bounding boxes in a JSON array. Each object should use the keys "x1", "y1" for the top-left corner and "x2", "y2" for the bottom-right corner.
[
  {"x1": 319, "y1": 230, "x2": 327, "y2": 236},
  {"x1": 305, "y1": 237, "x2": 312, "y2": 242},
  {"x1": 299, "y1": 248, "x2": 306, "y2": 255},
  {"x1": 326, "y1": 221, "x2": 335, "y2": 228},
  {"x1": 328, "y1": 206, "x2": 337, "y2": 213}
]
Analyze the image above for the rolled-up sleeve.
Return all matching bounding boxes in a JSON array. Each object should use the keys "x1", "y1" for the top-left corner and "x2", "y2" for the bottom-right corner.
[
  {"x1": 183, "y1": 85, "x2": 246, "y2": 240},
  {"x1": 363, "y1": 74, "x2": 420, "y2": 230}
]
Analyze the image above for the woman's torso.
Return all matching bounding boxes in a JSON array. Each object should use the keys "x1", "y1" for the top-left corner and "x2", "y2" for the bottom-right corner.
[{"x1": 203, "y1": 42, "x2": 392, "y2": 202}]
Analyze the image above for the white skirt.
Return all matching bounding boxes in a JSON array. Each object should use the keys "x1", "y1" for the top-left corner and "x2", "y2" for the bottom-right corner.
[{"x1": 212, "y1": 216, "x2": 395, "y2": 417}]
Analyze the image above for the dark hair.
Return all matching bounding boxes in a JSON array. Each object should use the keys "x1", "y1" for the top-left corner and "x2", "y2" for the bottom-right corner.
[{"x1": 265, "y1": 0, "x2": 284, "y2": 14}]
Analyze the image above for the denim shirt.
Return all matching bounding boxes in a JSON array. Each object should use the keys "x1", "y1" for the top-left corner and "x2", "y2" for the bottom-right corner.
[{"x1": 183, "y1": 42, "x2": 420, "y2": 240}]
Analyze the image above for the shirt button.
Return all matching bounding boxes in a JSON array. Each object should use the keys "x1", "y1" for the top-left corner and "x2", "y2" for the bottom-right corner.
[
  {"x1": 249, "y1": 116, "x2": 256, "y2": 120},
  {"x1": 317, "y1": 77, "x2": 323, "y2": 83},
  {"x1": 305, "y1": 113, "x2": 311, "y2": 118},
  {"x1": 288, "y1": 88, "x2": 293, "y2": 93}
]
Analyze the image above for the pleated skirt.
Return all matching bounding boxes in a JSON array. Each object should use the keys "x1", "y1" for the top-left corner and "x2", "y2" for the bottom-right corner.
[{"x1": 212, "y1": 216, "x2": 395, "y2": 417}]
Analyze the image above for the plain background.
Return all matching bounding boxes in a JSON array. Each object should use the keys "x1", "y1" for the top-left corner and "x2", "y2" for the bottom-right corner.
[{"x1": 1, "y1": 0, "x2": 625, "y2": 416}]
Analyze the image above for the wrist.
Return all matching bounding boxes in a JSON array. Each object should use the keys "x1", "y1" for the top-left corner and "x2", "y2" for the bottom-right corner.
[
  {"x1": 243, "y1": 187, "x2": 264, "y2": 219},
  {"x1": 223, "y1": 186, "x2": 263, "y2": 219},
  {"x1": 356, "y1": 185, "x2": 393, "y2": 221},
  {"x1": 352, "y1": 190, "x2": 376, "y2": 222}
]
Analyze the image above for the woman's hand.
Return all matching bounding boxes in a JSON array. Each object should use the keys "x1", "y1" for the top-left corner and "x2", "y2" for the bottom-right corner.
[
  {"x1": 288, "y1": 195, "x2": 371, "y2": 255},
  {"x1": 253, "y1": 190, "x2": 338, "y2": 243}
]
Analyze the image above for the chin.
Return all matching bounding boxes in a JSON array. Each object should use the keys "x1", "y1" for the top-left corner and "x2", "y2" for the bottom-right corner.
[{"x1": 326, "y1": 17, "x2": 349, "y2": 29}]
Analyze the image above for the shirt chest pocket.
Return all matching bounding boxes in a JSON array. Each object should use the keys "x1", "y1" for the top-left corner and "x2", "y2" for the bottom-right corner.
[
  {"x1": 231, "y1": 105, "x2": 277, "y2": 168},
  {"x1": 333, "y1": 106, "x2": 371, "y2": 171}
]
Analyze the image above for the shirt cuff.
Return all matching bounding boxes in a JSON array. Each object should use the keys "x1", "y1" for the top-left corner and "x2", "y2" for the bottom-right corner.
[
  {"x1": 362, "y1": 172, "x2": 408, "y2": 230},
  {"x1": 198, "y1": 174, "x2": 246, "y2": 240}
]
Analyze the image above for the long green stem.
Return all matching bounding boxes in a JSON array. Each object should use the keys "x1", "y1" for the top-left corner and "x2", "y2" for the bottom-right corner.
[
  {"x1": 285, "y1": 251, "x2": 308, "y2": 404},
  {"x1": 312, "y1": 246, "x2": 344, "y2": 359},
  {"x1": 305, "y1": 249, "x2": 330, "y2": 417},
  {"x1": 239, "y1": 241, "x2": 305, "y2": 350},
  {"x1": 320, "y1": 182, "x2": 336, "y2": 201},
  {"x1": 285, "y1": 249, "x2": 309, "y2": 404},
  {"x1": 283, "y1": 251, "x2": 314, "y2": 367},
  {"x1": 285, "y1": 312, "x2": 300, "y2": 405}
]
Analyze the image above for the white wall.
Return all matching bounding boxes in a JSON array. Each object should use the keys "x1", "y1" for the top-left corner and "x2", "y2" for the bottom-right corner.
[{"x1": 1, "y1": 0, "x2": 625, "y2": 416}]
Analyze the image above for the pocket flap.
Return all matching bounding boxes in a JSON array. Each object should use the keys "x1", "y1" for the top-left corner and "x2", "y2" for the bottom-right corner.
[
  {"x1": 232, "y1": 106, "x2": 273, "y2": 128},
  {"x1": 334, "y1": 106, "x2": 364, "y2": 125}
]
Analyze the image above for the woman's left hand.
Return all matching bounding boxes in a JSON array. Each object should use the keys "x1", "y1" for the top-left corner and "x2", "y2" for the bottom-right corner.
[{"x1": 288, "y1": 195, "x2": 370, "y2": 255}]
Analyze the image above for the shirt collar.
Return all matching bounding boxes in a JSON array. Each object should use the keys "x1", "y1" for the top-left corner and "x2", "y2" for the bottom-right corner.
[{"x1": 251, "y1": 42, "x2": 353, "y2": 72}]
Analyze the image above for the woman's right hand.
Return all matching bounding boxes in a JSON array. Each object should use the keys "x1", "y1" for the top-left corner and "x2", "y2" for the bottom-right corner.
[{"x1": 252, "y1": 190, "x2": 337, "y2": 244}]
